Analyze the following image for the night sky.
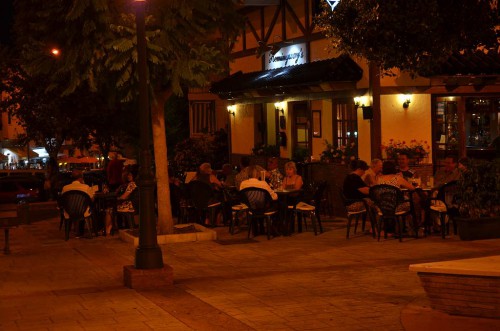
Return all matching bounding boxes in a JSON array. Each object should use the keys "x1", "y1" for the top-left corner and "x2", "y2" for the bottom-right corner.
[{"x1": 0, "y1": 0, "x2": 14, "y2": 45}]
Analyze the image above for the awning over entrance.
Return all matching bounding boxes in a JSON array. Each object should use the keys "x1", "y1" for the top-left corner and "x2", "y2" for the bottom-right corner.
[{"x1": 210, "y1": 54, "x2": 363, "y2": 101}]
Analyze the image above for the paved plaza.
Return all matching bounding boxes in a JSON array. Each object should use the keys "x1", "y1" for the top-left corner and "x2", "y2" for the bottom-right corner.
[{"x1": 1, "y1": 211, "x2": 500, "y2": 331}]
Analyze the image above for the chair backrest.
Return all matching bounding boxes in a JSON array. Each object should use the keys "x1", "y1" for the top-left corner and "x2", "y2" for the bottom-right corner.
[
  {"x1": 188, "y1": 180, "x2": 218, "y2": 209},
  {"x1": 313, "y1": 181, "x2": 327, "y2": 203},
  {"x1": 338, "y1": 185, "x2": 363, "y2": 207},
  {"x1": 369, "y1": 184, "x2": 402, "y2": 216},
  {"x1": 240, "y1": 187, "x2": 273, "y2": 214},
  {"x1": 437, "y1": 180, "x2": 459, "y2": 208},
  {"x1": 61, "y1": 190, "x2": 92, "y2": 219}
]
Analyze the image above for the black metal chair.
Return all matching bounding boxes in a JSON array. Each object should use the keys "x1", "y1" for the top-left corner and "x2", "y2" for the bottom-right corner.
[
  {"x1": 338, "y1": 186, "x2": 371, "y2": 239},
  {"x1": 222, "y1": 186, "x2": 248, "y2": 235},
  {"x1": 429, "y1": 180, "x2": 460, "y2": 239},
  {"x1": 239, "y1": 187, "x2": 278, "y2": 240},
  {"x1": 188, "y1": 180, "x2": 222, "y2": 226},
  {"x1": 291, "y1": 181, "x2": 326, "y2": 235},
  {"x1": 369, "y1": 184, "x2": 414, "y2": 242},
  {"x1": 60, "y1": 190, "x2": 94, "y2": 240}
]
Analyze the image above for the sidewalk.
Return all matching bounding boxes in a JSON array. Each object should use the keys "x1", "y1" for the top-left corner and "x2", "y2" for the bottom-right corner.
[{"x1": 1, "y1": 213, "x2": 500, "y2": 330}]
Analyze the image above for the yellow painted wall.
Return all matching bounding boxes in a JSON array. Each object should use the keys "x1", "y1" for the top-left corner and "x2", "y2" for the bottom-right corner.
[
  {"x1": 380, "y1": 94, "x2": 433, "y2": 159},
  {"x1": 231, "y1": 104, "x2": 255, "y2": 155}
]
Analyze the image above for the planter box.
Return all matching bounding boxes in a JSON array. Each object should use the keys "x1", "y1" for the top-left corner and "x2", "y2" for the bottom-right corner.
[
  {"x1": 455, "y1": 217, "x2": 500, "y2": 241},
  {"x1": 119, "y1": 223, "x2": 217, "y2": 247},
  {"x1": 409, "y1": 256, "x2": 500, "y2": 319}
]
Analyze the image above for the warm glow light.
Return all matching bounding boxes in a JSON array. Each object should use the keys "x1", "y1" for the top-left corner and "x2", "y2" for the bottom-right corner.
[
  {"x1": 354, "y1": 96, "x2": 369, "y2": 108},
  {"x1": 274, "y1": 101, "x2": 285, "y2": 110},
  {"x1": 399, "y1": 94, "x2": 412, "y2": 108},
  {"x1": 51, "y1": 48, "x2": 60, "y2": 56},
  {"x1": 227, "y1": 105, "x2": 236, "y2": 116}
]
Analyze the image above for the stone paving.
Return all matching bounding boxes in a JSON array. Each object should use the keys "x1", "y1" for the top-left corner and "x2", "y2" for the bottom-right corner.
[{"x1": 1, "y1": 213, "x2": 500, "y2": 330}]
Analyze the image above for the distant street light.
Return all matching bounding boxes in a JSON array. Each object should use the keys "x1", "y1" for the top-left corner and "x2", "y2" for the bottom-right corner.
[
  {"x1": 133, "y1": 0, "x2": 163, "y2": 269},
  {"x1": 50, "y1": 48, "x2": 60, "y2": 56}
]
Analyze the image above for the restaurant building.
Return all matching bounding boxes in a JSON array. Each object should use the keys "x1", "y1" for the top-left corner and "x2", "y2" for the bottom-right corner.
[{"x1": 189, "y1": 0, "x2": 500, "y2": 170}]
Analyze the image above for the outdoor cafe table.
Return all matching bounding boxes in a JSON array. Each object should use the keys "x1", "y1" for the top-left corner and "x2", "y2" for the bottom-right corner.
[
  {"x1": 93, "y1": 191, "x2": 117, "y2": 234},
  {"x1": 402, "y1": 186, "x2": 433, "y2": 236},
  {"x1": 274, "y1": 188, "x2": 302, "y2": 235}
]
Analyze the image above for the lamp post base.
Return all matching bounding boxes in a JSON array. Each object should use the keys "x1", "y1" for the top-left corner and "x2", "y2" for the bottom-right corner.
[
  {"x1": 123, "y1": 264, "x2": 173, "y2": 289},
  {"x1": 135, "y1": 244, "x2": 164, "y2": 269}
]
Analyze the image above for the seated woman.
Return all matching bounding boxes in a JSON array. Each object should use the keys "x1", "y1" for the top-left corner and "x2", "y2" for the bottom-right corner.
[
  {"x1": 377, "y1": 160, "x2": 415, "y2": 212},
  {"x1": 281, "y1": 161, "x2": 303, "y2": 190},
  {"x1": 105, "y1": 170, "x2": 137, "y2": 235},
  {"x1": 342, "y1": 160, "x2": 370, "y2": 212}
]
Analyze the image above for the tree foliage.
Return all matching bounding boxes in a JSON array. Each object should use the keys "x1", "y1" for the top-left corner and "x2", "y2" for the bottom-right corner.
[{"x1": 316, "y1": 0, "x2": 499, "y2": 75}]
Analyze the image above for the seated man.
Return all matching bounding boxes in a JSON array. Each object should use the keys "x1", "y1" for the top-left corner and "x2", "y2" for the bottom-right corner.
[
  {"x1": 240, "y1": 166, "x2": 278, "y2": 200},
  {"x1": 342, "y1": 160, "x2": 370, "y2": 213},
  {"x1": 220, "y1": 163, "x2": 236, "y2": 187},
  {"x1": 235, "y1": 156, "x2": 265, "y2": 190},
  {"x1": 265, "y1": 157, "x2": 283, "y2": 189},
  {"x1": 240, "y1": 165, "x2": 278, "y2": 235},
  {"x1": 426, "y1": 156, "x2": 461, "y2": 233},
  {"x1": 61, "y1": 169, "x2": 95, "y2": 236},
  {"x1": 397, "y1": 151, "x2": 417, "y2": 179},
  {"x1": 434, "y1": 156, "x2": 460, "y2": 188}
]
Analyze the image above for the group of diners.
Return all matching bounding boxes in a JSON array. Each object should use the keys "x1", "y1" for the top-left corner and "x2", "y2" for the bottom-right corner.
[
  {"x1": 189, "y1": 156, "x2": 304, "y2": 194},
  {"x1": 59, "y1": 167, "x2": 138, "y2": 238},
  {"x1": 181, "y1": 156, "x2": 305, "y2": 233},
  {"x1": 342, "y1": 152, "x2": 466, "y2": 237}
]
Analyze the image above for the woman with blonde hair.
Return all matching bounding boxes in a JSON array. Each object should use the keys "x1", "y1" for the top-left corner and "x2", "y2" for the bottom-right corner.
[{"x1": 282, "y1": 161, "x2": 303, "y2": 190}]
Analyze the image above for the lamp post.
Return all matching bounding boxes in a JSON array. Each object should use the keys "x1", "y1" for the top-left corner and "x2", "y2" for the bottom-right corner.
[{"x1": 134, "y1": 0, "x2": 163, "y2": 269}]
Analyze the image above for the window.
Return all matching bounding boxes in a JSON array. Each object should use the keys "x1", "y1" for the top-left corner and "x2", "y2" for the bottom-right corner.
[
  {"x1": 333, "y1": 100, "x2": 358, "y2": 155},
  {"x1": 291, "y1": 101, "x2": 310, "y2": 153},
  {"x1": 190, "y1": 101, "x2": 216, "y2": 135}
]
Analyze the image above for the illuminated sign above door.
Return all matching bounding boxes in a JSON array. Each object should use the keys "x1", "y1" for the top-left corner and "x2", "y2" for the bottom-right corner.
[{"x1": 264, "y1": 43, "x2": 306, "y2": 70}]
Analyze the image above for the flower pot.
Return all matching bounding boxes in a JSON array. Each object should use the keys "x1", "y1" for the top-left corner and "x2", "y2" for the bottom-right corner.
[{"x1": 455, "y1": 217, "x2": 500, "y2": 241}]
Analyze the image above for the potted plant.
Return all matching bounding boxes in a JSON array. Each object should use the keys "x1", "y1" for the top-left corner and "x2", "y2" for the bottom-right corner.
[
  {"x1": 454, "y1": 159, "x2": 500, "y2": 240},
  {"x1": 320, "y1": 139, "x2": 357, "y2": 164},
  {"x1": 381, "y1": 139, "x2": 430, "y2": 163}
]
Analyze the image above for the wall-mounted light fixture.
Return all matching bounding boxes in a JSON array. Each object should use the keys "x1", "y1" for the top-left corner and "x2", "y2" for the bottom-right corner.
[
  {"x1": 227, "y1": 105, "x2": 236, "y2": 117},
  {"x1": 353, "y1": 96, "x2": 369, "y2": 110},
  {"x1": 274, "y1": 101, "x2": 285, "y2": 114},
  {"x1": 402, "y1": 94, "x2": 411, "y2": 109}
]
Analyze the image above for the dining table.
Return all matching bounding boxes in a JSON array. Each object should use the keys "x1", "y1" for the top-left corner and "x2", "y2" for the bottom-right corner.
[
  {"x1": 402, "y1": 185, "x2": 433, "y2": 236},
  {"x1": 274, "y1": 188, "x2": 303, "y2": 234}
]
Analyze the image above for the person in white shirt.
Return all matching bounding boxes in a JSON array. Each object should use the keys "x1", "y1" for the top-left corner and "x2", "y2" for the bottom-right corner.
[
  {"x1": 61, "y1": 169, "x2": 95, "y2": 219},
  {"x1": 239, "y1": 165, "x2": 278, "y2": 200}
]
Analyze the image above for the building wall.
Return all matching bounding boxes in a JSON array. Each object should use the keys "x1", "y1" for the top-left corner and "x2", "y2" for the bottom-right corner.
[
  {"x1": 380, "y1": 94, "x2": 433, "y2": 160},
  {"x1": 231, "y1": 103, "x2": 256, "y2": 155}
]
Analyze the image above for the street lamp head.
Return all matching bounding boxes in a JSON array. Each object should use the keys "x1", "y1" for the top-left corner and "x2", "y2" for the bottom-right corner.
[{"x1": 51, "y1": 48, "x2": 60, "y2": 56}]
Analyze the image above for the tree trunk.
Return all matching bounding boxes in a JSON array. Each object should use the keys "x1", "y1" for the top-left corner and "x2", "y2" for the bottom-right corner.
[{"x1": 151, "y1": 89, "x2": 174, "y2": 234}]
